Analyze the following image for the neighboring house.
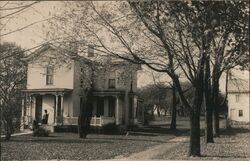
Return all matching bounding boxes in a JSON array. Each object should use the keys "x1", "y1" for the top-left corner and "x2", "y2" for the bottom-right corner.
[
  {"x1": 21, "y1": 44, "x2": 141, "y2": 131},
  {"x1": 227, "y1": 69, "x2": 250, "y2": 125}
]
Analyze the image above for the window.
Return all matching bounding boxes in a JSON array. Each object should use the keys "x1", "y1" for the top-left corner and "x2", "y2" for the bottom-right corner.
[
  {"x1": 239, "y1": 110, "x2": 243, "y2": 117},
  {"x1": 80, "y1": 78, "x2": 83, "y2": 88},
  {"x1": 236, "y1": 95, "x2": 240, "y2": 102},
  {"x1": 108, "y1": 79, "x2": 116, "y2": 89},
  {"x1": 46, "y1": 66, "x2": 53, "y2": 85},
  {"x1": 88, "y1": 45, "x2": 94, "y2": 57}
]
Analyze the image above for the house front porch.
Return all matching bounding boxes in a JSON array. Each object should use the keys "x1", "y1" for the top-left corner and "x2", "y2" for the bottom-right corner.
[{"x1": 21, "y1": 88, "x2": 73, "y2": 131}]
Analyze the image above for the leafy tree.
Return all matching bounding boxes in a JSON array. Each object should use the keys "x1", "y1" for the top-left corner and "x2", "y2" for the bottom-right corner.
[
  {"x1": 138, "y1": 83, "x2": 168, "y2": 117},
  {"x1": 205, "y1": 1, "x2": 248, "y2": 138},
  {"x1": 0, "y1": 42, "x2": 26, "y2": 140}
]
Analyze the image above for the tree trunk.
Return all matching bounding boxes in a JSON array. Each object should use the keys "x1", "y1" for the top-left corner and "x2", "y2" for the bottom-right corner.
[
  {"x1": 189, "y1": 108, "x2": 201, "y2": 156},
  {"x1": 78, "y1": 96, "x2": 87, "y2": 139},
  {"x1": 188, "y1": 41, "x2": 206, "y2": 156},
  {"x1": 5, "y1": 118, "x2": 12, "y2": 141},
  {"x1": 205, "y1": 104, "x2": 214, "y2": 143},
  {"x1": 212, "y1": 80, "x2": 220, "y2": 137},
  {"x1": 204, "y1": 57, "x2": 214, "y2": 143},
  {"x1": 189, "y1": 86, "x2": 203, "y2": 157},
  {"x1": 170, "y1": 83, "x2": 177, "y2": 130},
  {"x1": 213, "y1": 105, "x2": 220, "y2": 137},
  {"x1": 172, "y1": 76, "x2": 203, "y2": 157}
]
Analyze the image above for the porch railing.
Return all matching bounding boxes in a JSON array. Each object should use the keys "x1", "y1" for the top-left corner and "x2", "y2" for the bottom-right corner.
[
  {"x1": 23, "y1": 116, "x2": 32, "y2": 125},
  {"x1": 90, "y1": 116, "x2": 115, "y2": 127}
]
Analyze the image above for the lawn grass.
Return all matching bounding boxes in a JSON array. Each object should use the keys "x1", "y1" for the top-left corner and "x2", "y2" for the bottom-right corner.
[
  {"x1": 1, "y1": 131, "x2": 175, "y2": 160},
  {"x1": 154, "y1": 127, "x2": 250, "y2": 160}
]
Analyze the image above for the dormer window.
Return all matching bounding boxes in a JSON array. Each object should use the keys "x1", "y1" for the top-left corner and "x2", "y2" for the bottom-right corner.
[
  {"x1": 46, "y1": 66, "x2": 54, "y2": 85},
  {"x1": 88, "y1": 45, "x2": 94, "y2": 57}
]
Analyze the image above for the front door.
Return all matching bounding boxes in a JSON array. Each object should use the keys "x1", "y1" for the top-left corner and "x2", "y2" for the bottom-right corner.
[
  {"x1": 35, "y1": 95, "x2": 43, "y2": 123},
  {"x1": 96, "y1": 97, "x2": 104, "y2": 117},
  {"x1": 108, "y1": 97, "x2": 115, "y2": 117}
]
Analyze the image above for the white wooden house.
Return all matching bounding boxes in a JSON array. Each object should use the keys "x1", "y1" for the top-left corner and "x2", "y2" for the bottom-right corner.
[
  {"x1": 227, "y1": 69, "x2": 250, "y2": 125},
  {"x1": 21, "y1": 44, "x2": 141, "y2": 131}
]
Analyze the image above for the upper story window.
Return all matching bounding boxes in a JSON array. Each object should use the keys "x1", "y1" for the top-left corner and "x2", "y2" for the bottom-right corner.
[
  {"x1": 239, "y1": 110, "x2": 243, "y2": 117},
  {"x1": 108, "y1": 79, "x2": 116, "y2": 89},
  {"x1": 46, "y1": 66, "x2": 54, "y2": 85},
  {"x1": 88, "y1": 45, "x2": 94, "y2": 57},
  {"x1": 236, "y1": 94, "x2": 240, "y2": 102}
]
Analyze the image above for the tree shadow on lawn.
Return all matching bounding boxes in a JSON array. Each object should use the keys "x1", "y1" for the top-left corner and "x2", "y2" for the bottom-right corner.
[
  {"x1": 88, "y1": 137, "x2": 170, "y2": 144},
  {"x1": 220, "y1": 127, "x2": 250, "y2": 136},
  {"x1": 4, "y1": 134, "x2": 167, "y2": 144},
  {"x1": 3, "y1": 136, "x2": 113, "y2": 144},
  {"x1": 130, "y1": 125, "x2": 189, "y2": 136},
  {"x1": 202, "y1": 155, "x2": 248, "y2": 159},
  {"x1": 6, "y1": 139, "x2": 114, "y2": 144}
]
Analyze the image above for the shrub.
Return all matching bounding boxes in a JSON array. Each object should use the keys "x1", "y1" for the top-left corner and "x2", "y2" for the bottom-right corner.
[
  {"x1": 101, "y1": 123, "x2": 125, "y2": 134},
  {"x1": 144, "y1": 114, "x2": 155, "y2": 125},
  {"x1": 33, "y1": 127, "x2": 50, "y2": 137}
]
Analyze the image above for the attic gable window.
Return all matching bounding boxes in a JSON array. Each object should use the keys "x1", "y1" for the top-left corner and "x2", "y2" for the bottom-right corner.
[
  {"x1": 46, "y1": 66, "x2": 54, "y2": 85},
  {"x1": 88, "y1": 45, "x2": 94, "y2": 57}
]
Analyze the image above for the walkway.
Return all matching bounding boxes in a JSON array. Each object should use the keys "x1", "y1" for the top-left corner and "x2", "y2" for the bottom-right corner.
[
  {"x1": 114, "y1": 135, "x2": 189, "y2": 160},
  {"x1": 1, "y1": 130, "x2": 32, "y2": 138}
]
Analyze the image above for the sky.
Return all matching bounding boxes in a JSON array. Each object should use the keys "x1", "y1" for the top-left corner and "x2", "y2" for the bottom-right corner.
[
  {"x1": 1, "y1": 1, "x2": 168, "y2": 88},
  {"x1": 1, "y1": 1, "x2": 61, "y2": 49}
]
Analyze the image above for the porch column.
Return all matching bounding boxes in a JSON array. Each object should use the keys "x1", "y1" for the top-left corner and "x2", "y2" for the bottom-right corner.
[
  {"x1": 116, "y1": 96, "x2": 119, "y2": 125},
  {"x1": 32, "y1": 96, "x2": 36, "y2": 121},
  {"x1": 27, "y1": 96, "x2": 32, "y2": 124},
  {"x1": 61, "y1": 94, "x2": 64, "y2": 125},
  {"x1": 20, "y1": 97, "x2": 25, "y2": 131},
  {"x1": 55, "y1": 95, "x2": 58, "y2": 125}
]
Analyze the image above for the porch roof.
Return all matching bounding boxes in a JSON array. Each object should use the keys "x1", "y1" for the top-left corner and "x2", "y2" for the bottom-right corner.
[
  {"x1": 92, "y1": 90, "x2": 125, "y2": 96},
  {"x1": 22, "y1": 88, "x2": 73, "y2": 95}
]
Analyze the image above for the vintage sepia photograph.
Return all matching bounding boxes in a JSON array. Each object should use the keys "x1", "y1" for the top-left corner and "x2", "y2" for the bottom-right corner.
[{"x1": 0, "y1": 1, "x2": 249, "y2": 161}]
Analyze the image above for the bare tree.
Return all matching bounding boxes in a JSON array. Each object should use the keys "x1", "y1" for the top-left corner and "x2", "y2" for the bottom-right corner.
[
  {"x1": 0, "y1": 1, "x2": 40, "y2": 36},
  {"x1": 0, "y1": 42, "x2": 26, "y2": 140}
]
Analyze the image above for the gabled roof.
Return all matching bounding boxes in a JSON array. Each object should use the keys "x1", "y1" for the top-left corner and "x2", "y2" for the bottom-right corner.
[
  {"x1": 22, "y1": 43, "x2": 141, "y2": 70},
  {"x1": 228, "y1": 79, "x2": 250, "y2": 93},
  {"x1": 23, "y1": 43, "x2": 57, "y2": 61},
  {"x1": 22, "y1": 43, "x2": 93, "y2": 65}
]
